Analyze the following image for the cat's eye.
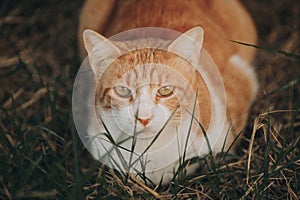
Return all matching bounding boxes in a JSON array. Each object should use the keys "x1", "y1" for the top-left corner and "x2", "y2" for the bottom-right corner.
[
  {"x1": 114, "y1": 86, "x2": 132, "y2": 98},
  {"x1": 157, "y1": 85, "x2": 174, "y2": 97}
]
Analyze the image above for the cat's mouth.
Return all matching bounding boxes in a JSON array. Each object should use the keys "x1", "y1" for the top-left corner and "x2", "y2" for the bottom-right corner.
[{"x1": 133, "y1": 128, "x2": 158, "y2": 139}]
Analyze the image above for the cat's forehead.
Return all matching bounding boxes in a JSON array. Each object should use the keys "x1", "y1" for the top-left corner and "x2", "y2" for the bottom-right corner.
[
  {"x1": 100, "y1": 48, "x2": 195, "y2": 83},
  {"x1": 117, "y1": 64, "x2": 175, "y2": 87},
  {"x1": 114, "y1": 48, "x2": 181, "y2": 68}
]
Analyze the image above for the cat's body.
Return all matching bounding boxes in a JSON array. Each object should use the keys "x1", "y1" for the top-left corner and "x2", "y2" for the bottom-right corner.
[{"x1": 78, "y1": 0, "x2": 258, "y2": 184}]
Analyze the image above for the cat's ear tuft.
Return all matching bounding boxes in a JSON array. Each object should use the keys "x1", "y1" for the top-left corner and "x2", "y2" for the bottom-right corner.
[
  {"x1": 83, "y1": 29, "x2": 120, "y2": 55},
  {"x1": 83, "y1": 29, "x2": 121, "y2": 78},
  {"x1": 83, "y1": 29, "x2": 101, "y2": 53},
  {"x1": 168, "y1": 26, "x2": 204, "y2": 66}
]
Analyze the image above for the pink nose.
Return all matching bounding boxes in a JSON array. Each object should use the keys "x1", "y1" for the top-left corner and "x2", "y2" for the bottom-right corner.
[{"x1": 138, "y1": 118, "x2": 151, "y2": 126}]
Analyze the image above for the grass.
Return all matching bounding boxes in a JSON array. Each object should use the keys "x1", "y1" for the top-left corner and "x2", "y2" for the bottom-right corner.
[{"x1": 0, "y1": 0, "x2": 299, "y2": 199}]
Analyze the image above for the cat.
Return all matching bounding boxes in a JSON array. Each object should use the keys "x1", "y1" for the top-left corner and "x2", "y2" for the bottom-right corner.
[{"x1": 77, "y1": 0, "x2": 258, "y2": 185}]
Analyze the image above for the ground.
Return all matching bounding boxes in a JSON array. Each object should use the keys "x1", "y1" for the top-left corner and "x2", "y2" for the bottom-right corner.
[{"x1": 0, "y1": 0, "x2": 299, "y2": 199}]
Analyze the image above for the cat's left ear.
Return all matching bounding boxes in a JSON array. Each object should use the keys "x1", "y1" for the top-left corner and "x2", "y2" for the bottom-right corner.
[
  {"x1": 83, "y1": 29, "x2": 121, "y2": 55},
  {"x1": 83, "y1": 29, "x2": 121, "y2": 78},
  {"x1": 168, "y1": 26, "x2": 204, "y2": 66}
]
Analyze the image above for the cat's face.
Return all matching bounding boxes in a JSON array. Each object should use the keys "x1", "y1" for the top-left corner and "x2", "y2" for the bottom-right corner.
[
  {"x1": 95, "y1": 50, "x2": 198, "y2": 139},
  {"x1": 84, "y1": 27, "x2": 211, "y2": 146}
]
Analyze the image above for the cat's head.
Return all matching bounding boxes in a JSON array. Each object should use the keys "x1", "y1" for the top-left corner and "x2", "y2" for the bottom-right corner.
[{"x1": 83, "y1": 27, "x2": 211, "y2": 142}]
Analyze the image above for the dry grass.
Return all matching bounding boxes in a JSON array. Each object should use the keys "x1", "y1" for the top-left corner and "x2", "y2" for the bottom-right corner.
[{"x1": 0, "y1": 0, "x2": 299, "y2": 199}]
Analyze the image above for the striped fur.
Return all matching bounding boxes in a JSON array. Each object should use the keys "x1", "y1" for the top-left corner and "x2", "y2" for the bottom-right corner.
[{"x1": 79, "y1": 0, "x2": 257, "y2": 185}]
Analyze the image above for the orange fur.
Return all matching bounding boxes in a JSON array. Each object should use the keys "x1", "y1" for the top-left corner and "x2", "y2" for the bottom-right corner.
[
  {"x1": 78, "y1": 0, "x2": 257, "y2": 146},
  {"x1": 79, "y1": 0, "x2": 257, "y2": 60},
  {"x1": 95, "y1": 49, "x2": 212, "y2": 130}
]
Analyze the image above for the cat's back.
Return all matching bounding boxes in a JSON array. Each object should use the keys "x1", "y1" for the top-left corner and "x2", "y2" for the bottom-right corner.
[{"x1": 79, "y1": 0, "x2": 257, "y2": 61}]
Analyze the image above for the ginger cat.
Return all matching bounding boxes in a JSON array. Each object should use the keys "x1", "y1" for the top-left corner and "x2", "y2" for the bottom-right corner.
[{"x1": 77, "y1": 0, "x2": 258, "y2": 185}]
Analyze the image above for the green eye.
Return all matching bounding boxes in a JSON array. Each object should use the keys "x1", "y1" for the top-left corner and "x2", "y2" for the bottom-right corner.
[
  {"x1": 114, "y1": 86, "x2": 132, "y2": 98},
  {"x1": 157, "y1": 85, "x2": 174, "y2": 97}
]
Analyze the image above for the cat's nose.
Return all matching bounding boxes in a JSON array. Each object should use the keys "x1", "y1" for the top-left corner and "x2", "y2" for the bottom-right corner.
[{"x1": 137, "y1": 117, "x2": 151, "y2": 126}]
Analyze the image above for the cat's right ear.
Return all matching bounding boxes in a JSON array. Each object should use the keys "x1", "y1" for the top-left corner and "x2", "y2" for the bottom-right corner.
[
  {"x1": 83, "y1": 29, "x2": 121, "y2": 78},
  {"x1": 168, "y1": 26, "x2": 204, "y2": 67}
]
